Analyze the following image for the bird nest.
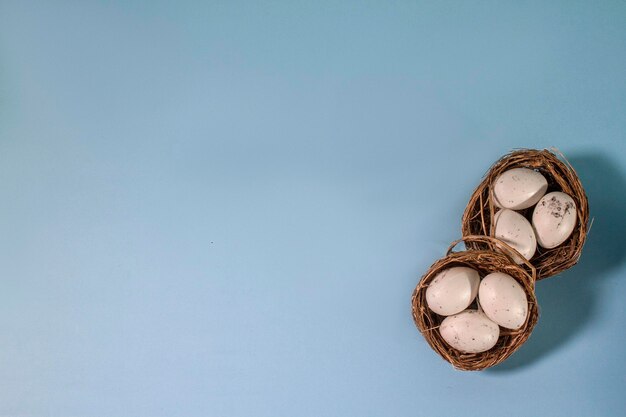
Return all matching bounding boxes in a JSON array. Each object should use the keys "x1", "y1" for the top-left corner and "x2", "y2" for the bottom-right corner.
[{"x1": 461, "y1": 148, "x2": 589, "y2": 279}]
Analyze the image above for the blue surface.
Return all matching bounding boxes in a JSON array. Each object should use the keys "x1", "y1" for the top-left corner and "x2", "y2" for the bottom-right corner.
[{"x1": 1, "y1": 1, "x2": 625, "y2": 416}]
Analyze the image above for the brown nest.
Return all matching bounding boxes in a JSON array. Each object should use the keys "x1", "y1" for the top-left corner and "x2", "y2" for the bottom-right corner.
[
  {"x1": 411, "y1": 236, "x2": 539, "y2": 371},
  {"x1": 462, "y1": 148, "x2": 590, "y2": 280}
]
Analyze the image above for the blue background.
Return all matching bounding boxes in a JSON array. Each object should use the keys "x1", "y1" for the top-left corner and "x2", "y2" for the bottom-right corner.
[{"x1": 1, "y1": 1, "x2": 625, "y2": 416}]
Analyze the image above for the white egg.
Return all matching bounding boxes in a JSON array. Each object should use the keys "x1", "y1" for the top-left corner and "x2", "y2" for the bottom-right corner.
[
  {"x1": 532, "y1": 191, "x2": 577, "y2": 249},
  {"x1": 479, "y1": 272, "x2": 528, "y2": 330},
  {"x1": 439, "y1": 310, "x2": 500, "y2": 353},
  {"x1": 493, "y1": 168, "x2": 548, "y2": 210},
  {"x1": 493, "y1": 209, "x2": 537, "y2": 263},
  {"x1": 426, "y1": 267, "x2": 480, "y2": 316}
]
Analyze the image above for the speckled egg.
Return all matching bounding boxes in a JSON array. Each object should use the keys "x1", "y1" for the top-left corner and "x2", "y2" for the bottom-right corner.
[
  {"x1": 479, "y1": 272, "x2": 528, "y2": 330},
  {"x1": 493, "y1": 209, "x2": 537, "y2": 263},
  {"x1": 439, "y1": 309, "x2": 500, "y2": 353},
  {"x1": 493, "y1": 168, "x2": 548, "y2": 210},
  {"x1": 532, "y1": 191, "x2": 577, "y2": 249},
  {"x1": 426, "y1": 267, "x2": 480, "y2": 316}
]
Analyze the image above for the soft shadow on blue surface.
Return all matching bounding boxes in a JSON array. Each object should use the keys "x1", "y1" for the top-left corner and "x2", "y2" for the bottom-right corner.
[{"x1": 489, "y1": 152, "x2": 626, "y2": 372}]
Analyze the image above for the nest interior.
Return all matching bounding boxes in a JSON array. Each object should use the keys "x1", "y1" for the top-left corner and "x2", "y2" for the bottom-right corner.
[{"x1": 461, "y1": 148, "x2": 589, "y2": 279}]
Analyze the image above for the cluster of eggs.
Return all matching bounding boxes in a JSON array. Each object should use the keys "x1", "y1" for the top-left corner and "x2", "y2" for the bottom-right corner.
[
  {"x1": 423, "y1": 166, "x2": 579, "y2": 354},
  {"x1": 426, "y1": 266, "x2": 528, "y2": 353},
  {"x1": 491, "y1": 167, "x2": 578, "y2": 263}
]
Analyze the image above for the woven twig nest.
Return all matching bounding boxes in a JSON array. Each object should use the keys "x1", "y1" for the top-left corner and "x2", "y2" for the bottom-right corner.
[
  {"x1": 462, "y1": 148, "x2": 589, "y2": 279},
  {"x1": 412, "y1": 236, "x2": 539, "y2": 371}
]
